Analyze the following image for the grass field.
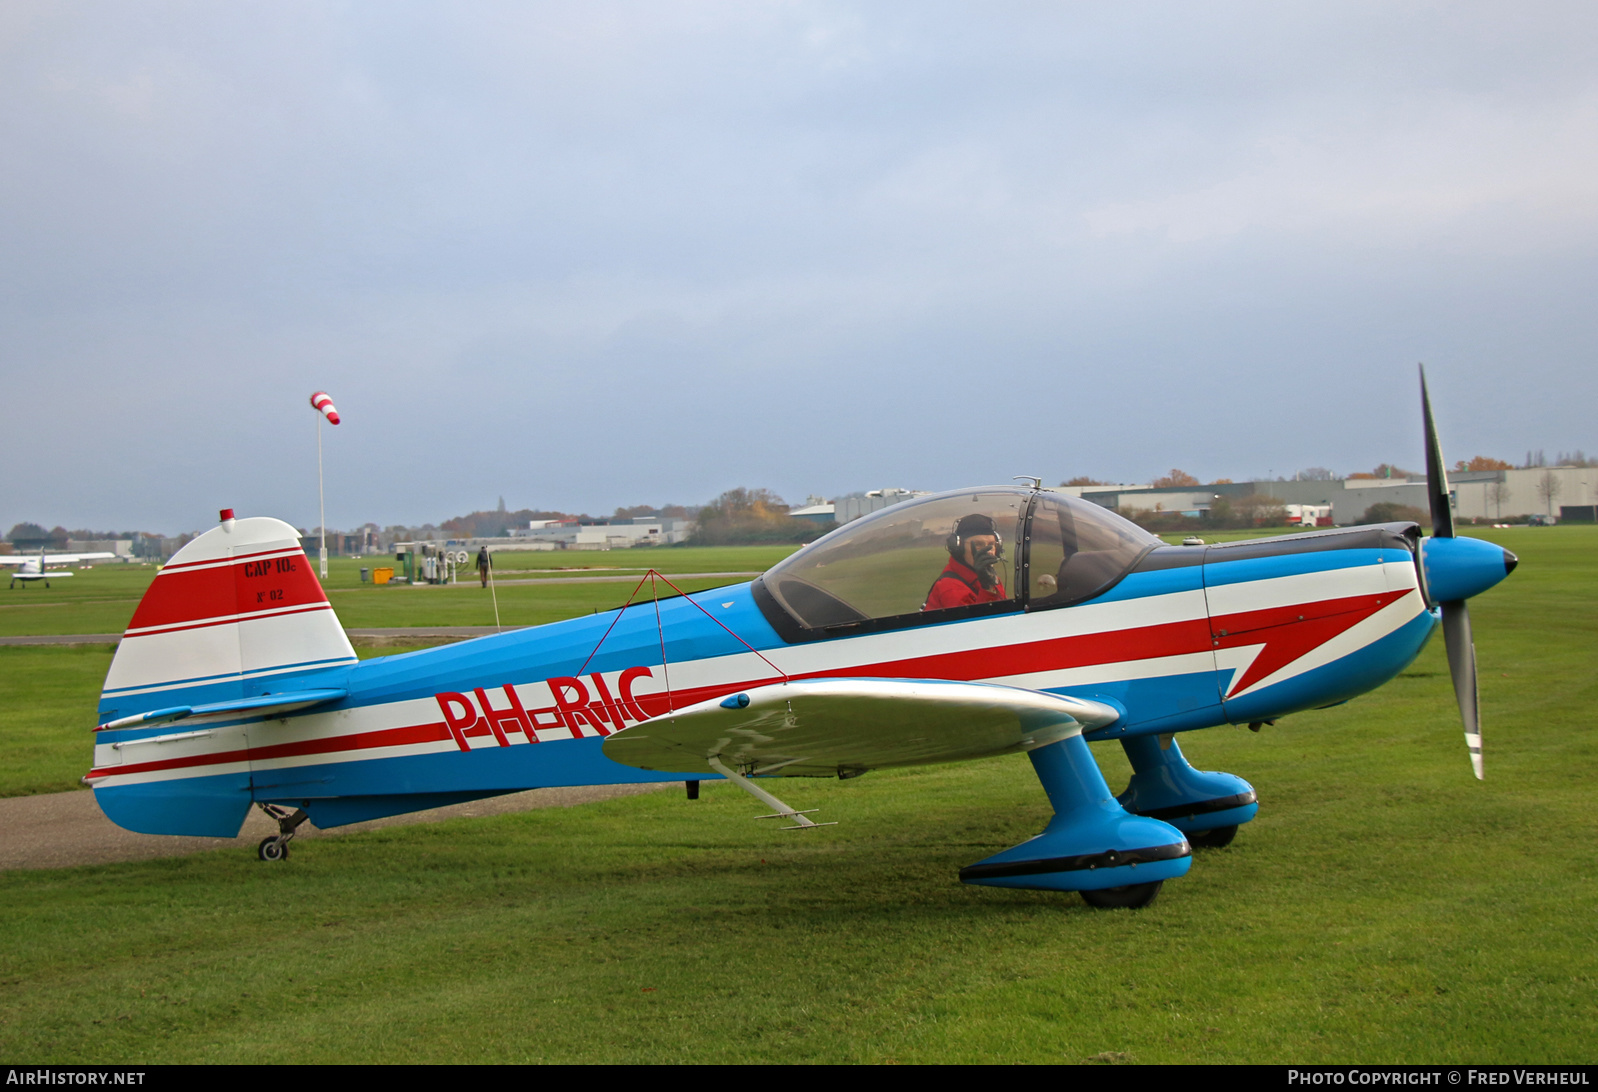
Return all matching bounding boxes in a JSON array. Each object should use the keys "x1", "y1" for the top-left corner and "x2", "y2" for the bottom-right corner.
[
  {"x1": 0, "y1": 642, "x2": 442, "y2": 797},
  {"x1": 0, "y1": 528, "x2": 1593, "y2": 1062}
]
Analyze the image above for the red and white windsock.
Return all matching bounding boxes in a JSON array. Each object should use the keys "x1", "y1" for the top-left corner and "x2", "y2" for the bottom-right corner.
[{"x1": 309, "y1": 391, "x2": 340, "y2": 425}]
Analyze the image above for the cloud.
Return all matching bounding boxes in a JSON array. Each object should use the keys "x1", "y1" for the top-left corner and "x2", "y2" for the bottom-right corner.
[{"x1": 2, "y1": 2, "x2": 1596, "y2": 530}]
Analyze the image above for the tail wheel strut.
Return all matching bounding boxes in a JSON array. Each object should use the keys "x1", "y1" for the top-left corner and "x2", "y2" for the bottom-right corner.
[{"x1": 256, "y1": 803, "x2": 309, "y2": 862}]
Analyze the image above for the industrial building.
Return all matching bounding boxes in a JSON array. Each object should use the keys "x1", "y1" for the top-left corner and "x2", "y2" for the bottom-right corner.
[
  {"x1": 509, "y1": 516, "x2": 695, "y2": 549},
  {"x1": 1057, "y1": 466, "x2": 1597, "y2": 525}
]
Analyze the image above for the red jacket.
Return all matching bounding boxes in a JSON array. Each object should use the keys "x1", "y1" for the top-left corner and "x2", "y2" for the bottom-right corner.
[{"x1": 924, "y1": 557, "x2": 1007, "y2": 611}]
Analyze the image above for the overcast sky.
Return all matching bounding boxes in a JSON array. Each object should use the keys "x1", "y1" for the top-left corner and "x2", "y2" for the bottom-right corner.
[{"x1": 4, "y1": 2, "x2": 1596, "y2": 534}]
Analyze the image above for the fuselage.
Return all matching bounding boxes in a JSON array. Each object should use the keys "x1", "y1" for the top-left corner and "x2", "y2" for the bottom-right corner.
[
  {"x1": 9, "y1": 557, "x2": 68, "y2": 579},
  {"x1": 88, "y1": 514, "x2": 1446, "y2": 838}
]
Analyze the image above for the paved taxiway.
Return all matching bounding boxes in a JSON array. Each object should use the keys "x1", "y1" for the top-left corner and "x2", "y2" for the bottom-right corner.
[{"x1": 0, "y1": 783, "x2": 673, "y2": 870}]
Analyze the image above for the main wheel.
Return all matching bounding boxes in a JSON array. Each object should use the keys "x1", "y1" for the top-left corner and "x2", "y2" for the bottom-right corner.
[
  {"x1": 1187, "y1": 825, "x2": 1238, "y2": 849},
  {"x1": 1080, "y1": 881, "x2": 1162, "y2": 910},
  {"x1": 257, "y1": 837, "x2": 288, "y2": 862}
]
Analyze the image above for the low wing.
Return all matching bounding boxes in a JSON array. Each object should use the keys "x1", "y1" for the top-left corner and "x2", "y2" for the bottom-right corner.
[
  {"x1": 0, "y1": 552, "x2": 115, "y2": 566},
  {"x1": 601, "y1": 678, "x2": 1121, "y2": 778}
]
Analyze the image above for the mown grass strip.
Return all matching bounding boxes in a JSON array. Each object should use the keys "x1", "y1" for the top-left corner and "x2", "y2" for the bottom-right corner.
[{"x1": 0, "y1": 527, "x2": 1591, "y2": 1062}]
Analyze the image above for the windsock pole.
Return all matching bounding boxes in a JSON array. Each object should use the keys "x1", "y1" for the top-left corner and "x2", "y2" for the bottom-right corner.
[
  {"x1": 317, "y1": 413, "x2": 327, "y2": 578},
  {"x1": 309, "y1": 392, "x2": 341, "y2": 580}
]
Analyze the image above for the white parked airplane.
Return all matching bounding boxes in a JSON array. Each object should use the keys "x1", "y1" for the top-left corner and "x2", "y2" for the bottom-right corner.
[{"x1": 2, "y1": 550, "x2": 116, "y2": 588}]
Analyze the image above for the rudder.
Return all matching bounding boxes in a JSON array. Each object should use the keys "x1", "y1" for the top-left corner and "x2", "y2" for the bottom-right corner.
[{"x1": 88, "y1": 511, "x2": 357, "y2": 836}]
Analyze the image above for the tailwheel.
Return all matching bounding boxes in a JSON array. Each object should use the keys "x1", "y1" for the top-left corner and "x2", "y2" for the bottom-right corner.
[
  {"x1": 1187, "y1": 824, "x2": 1238, "y2": 849},
  {"x1": 1080, "y1": 881, "x2": 1163, "y2": 910},
  {"x1": 254, "y1": 803, "x2": 308, "y2": 861}
]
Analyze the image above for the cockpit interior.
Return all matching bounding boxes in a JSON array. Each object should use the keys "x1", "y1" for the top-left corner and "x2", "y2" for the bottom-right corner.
[{"x1": 753, "y1": 487, "x2": 1162, "y2": 641}]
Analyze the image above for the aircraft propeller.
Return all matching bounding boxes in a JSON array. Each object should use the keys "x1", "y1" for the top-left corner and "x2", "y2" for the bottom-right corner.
[{"x1": 1419, "y1": 364, "x2": 1484, "y2": 780}]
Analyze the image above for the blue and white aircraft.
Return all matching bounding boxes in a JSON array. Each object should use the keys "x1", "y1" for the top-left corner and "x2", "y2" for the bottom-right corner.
[{"x1": 86, "y1": 371, "x2": 1515, "y2": 908}]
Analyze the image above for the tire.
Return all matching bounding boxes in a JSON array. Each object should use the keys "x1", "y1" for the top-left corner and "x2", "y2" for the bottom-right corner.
[
  {"x1": 1187, "y1": 825, "x2": 1238, "y2": 849},
  {"x1": 1080, "y1": 881, "x2": 1162, "y2": 910},
  {"x1": 257, "y1": 837, "x2": 288, "y2": 862}
]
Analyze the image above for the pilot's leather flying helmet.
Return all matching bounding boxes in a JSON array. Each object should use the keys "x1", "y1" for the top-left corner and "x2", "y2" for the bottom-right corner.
[{"x1": 947, "y1": 513, "x2": 1003, "y2": 559}]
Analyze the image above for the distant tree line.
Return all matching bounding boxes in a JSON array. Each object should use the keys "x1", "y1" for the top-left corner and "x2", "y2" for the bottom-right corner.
[
  {"x1": 1354, "y1": 502, "x2": 1430, "y2": 526},
  {"x1": 688, "y1": 488, "x2": 834, "y2": 546},
  {"x1": 1062, "y1": 453, "x2": 1577, "y2": 492},
  {"x1": 19, "y1": 446, "x2": 1584, "y2": 554},
  {"x1": 1522, "y1": 450, "x2": 1596, "y2": 468},
  {"x1": 5, "y1": 523, "x2": 157, "y2": 548},
  {"x1": 438, "y1": 507, "x2": 583, "y2": 539},
  {"x1": 1127, "y1": 494, "x2": 1289, "y2": 533},
  {"x1": 420, "y1": 491, "x2": 826, "y2": 546}
]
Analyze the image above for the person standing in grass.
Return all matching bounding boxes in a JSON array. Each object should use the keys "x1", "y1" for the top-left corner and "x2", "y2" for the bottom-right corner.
[{"x1": 477, "y1": 546, "x2": 491, "y2": 588}]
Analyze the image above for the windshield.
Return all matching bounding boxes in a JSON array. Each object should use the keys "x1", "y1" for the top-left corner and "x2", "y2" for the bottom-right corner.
[
  {"x1": 762, "y1": 489, "x2": 1028, "y2": 629},
  {"x1": 1026, "y1": 492, "x2": 1161, "y2": 606}
]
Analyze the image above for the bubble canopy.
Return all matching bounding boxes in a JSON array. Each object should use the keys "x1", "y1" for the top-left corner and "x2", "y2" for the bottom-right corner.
[{"x1": 753, "y1": 487, "x2": 1162, "y2": 641}]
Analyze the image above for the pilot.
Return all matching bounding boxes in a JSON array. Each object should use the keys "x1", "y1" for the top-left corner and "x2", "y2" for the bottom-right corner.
[{"x1": 924, "y1": 513, "x2": 1007, "y2": 610}]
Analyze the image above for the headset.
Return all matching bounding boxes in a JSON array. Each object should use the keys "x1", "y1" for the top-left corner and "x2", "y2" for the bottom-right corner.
[{"x1": 946, "y1": 513, "x2": 1006, "y2": 562}]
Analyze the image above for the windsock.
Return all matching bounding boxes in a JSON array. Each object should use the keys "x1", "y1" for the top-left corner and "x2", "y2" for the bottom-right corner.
[{"x1": 309, "y1": 391, "x2": 340, "y2": 425}]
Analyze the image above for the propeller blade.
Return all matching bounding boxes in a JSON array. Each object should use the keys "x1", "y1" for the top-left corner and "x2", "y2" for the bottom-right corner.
[
  {"x1": 1419, "y1": 363, "x2": 1455, "y2": 539},
  {"x1": 1440, "y1": 600, "x2": 1482, "y2": 780}
]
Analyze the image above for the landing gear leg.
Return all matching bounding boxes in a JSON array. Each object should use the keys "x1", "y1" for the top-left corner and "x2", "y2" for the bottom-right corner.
[
  {"x1": 1118, "y1": 734, "x2": 1258, "y2": 841},
  {"x1": 959, "y1": 736, "x2": 1191, "y2": 902},
  {"x1": 256, "y1": 803, "x2": 309, "y2": 861}
]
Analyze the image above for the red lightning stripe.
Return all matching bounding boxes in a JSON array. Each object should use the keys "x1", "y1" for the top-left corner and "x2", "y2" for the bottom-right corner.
[{"x1": 1211, "y1": 591, "x2": 1400, "y2": 697}]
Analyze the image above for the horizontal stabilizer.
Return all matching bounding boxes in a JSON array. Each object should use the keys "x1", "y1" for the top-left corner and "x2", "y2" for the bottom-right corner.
[
  {"x1": 602, "y1": 677, "x2": 1121, "y2": 777},
  {"x1": 97, "y1": 688, "x2": 348, "y2": 731}
]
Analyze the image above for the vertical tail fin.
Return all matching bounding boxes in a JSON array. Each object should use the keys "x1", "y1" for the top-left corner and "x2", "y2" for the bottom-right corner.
[
  {"x1": 89, "y1": 513, "x2": 357, "y2": 837},
  {"x1": 98, "y1": 515, "x2": 356, "y2": 725}
]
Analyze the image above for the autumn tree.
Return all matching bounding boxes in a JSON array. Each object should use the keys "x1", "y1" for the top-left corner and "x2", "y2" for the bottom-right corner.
[
  {"x1": 1061, "y1": 476, "x2": 1109, "y2": 487},
  {"x1": 6, "y1": 522, "x2": 50, "y2": 545},
  {"x1": 1152, "y1": 469, "x2": 1200, "y2": 488},
  {"x1": 690, "y1": 488, "x2": 827, "y2": 545},
  {"x1": 1455, "y1": 456, "x2": 1513, "y2": 471},
  {"x1": 1357, "y1": 502, "x2": 1429, "y2": 526}
]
